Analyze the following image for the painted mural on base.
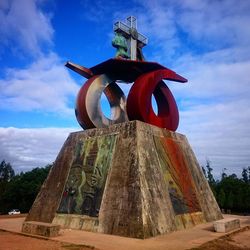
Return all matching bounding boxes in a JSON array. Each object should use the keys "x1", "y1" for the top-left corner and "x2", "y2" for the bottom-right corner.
[
  {"x1": 57, "y1": 134, "x2": 117, "y2": 217},
  {"x1": 154, "y1": 136, "x2": 201, "y2": 215}
]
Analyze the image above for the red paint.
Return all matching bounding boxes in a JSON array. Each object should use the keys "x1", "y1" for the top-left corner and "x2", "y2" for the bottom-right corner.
[
  {"x1": 127, "y1": 69, "x2": 180, "y2": 131},
  {"x1": 162, "y1": 137, "x2": 200, "y2": 212}
]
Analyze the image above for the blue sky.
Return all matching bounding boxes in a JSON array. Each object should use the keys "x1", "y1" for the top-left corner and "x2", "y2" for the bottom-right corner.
[{"x1": 0, "y1": 0, "x2": 250, "y2": 178}]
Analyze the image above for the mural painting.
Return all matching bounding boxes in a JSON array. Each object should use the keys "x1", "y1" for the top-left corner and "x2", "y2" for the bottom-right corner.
[
  {"x1": 58, "y1": 135, "x2": 117, "y2": 217},
  {"x1": 154, "y1": 136, "x2": 201, "y2": 215}
]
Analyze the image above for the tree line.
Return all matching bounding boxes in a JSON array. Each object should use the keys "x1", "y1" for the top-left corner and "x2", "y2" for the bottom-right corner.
[
  {"x1": 202, "y1": 160, "x2": 250, "y2": 214},
  {"x1": 0, "y1": 159, "x2": 249, "y2": 215},
  {"x1": 0, "y1": 160, "x2": 51, "y2": 214}
]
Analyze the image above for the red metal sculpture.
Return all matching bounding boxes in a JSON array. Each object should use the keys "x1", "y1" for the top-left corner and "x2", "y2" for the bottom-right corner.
[
  {"x1": 66, "y1": 17, "x2": 187, "y2": 131},
  {"x1": 127, "y1": 69, "x2": 186, "y2": 131}
]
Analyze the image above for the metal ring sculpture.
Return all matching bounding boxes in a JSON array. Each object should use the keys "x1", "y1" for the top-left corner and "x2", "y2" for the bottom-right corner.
[
  {"x1": 68, "y1": 59, "x2": 187, "y2": 131},
  {"x1": 127, "y1": 69, "x2": 179, "y2": 131},
  {"x1": 75, "y1": 74, "x2": 127, "y2": 129}
]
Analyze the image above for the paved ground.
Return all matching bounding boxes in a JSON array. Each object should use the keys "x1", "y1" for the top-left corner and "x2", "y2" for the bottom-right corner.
[
  {"x1": 0, "y1": 230, "x2": 93, "y2": 250},
  {"x1": 0, "y1": 214, "x2": 249, "y2": 250}
]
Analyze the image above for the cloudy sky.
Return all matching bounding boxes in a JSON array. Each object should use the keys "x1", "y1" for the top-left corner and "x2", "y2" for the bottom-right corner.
[{"x1": 0, "y1": 0, "x2": 250, "y2": 178}]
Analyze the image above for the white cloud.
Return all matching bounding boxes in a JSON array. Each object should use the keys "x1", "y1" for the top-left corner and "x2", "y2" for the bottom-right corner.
[
  {"x1": 90, "y1": 0, "x2": 250, "y2": 177},
  {"x1": 0, "y1": 0, "x2": 53, "y2": 57},
  {"x1": 170, "y1": 50, "x2": 250, "y2": 178},
  {"x1": 0, "y1": 53, "x2": 80, "y2": 115},
  {"x1": 178, "y1": 98, "x2": 250, "y2": 178},
  {"x1": 172, "y1": 59, "x2": 250, "y2": 100},
  {"x1": 123, "y1": 0, "x2": 250, "y2": 64},
  {"x1": 129, "y1": 0, "x2": 250, "y2": 177},
  {"x1": 178, "y1": 0, "x2": 250, "y2": 48},
  {"x1": 0, "y1": 2, "x2": 82, "y2": 174},
  {"x1": 1, "y1": 0, "x2": 250, "y2": 179},
  {"x1": 172, "y1": 59, "x2": 250, "y2": 178},
  {"x1": 0, "y1": 127, "x2": 78, "y2": 173},
  {"x1": 0, "y1": 1, "x2": 80, "y2": 117}
]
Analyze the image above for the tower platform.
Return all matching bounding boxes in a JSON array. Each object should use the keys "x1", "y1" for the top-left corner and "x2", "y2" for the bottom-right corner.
[{"x1": 24, "y1": 121, "x2": 222, "y2": 239}]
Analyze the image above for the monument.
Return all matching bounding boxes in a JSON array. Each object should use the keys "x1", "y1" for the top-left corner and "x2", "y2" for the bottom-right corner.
[{"x1": 22, "y1": 16, "x2": 222, "y2": 239}]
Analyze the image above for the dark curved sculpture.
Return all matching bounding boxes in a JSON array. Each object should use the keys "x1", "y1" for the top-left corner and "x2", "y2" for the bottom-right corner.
[{"x1": 66, "y1": 59, "x2": 187, "y2": 131}]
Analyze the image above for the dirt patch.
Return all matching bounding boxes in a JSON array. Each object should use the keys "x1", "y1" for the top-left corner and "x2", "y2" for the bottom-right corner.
[
  {"x1": 190, "y1": 227, "x2": 250, "y2": 250},
  {"x1": 0, "y1": 230, "x2": 97, "y2": 250}
]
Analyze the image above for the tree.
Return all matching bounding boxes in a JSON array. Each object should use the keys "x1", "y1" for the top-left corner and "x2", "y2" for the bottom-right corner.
[
  {"x1": 206, "y1": 159, "x2": 215, "y2": 185},
  {"x1": 225, "y1": 191, "x2": 234, "y2": 209},
  {"x1": 0, "y1": 160, "x2": 15, "y2": 182},
  {"x1": 0, "y1": 160, "x2": 15, "y2": 203},
  {"x1": 217, "y1": 188, "x2": 226, "y2": 208},
  {"x1": 204, "y1": 159, "x2": 217, "y2": 195},
  {"x1": 221, "y1": 168, "x2": 227, "y2": 180},
  {"x1": 202, "y1": 164, "x2": 250, "y2": 214},
  {"x1": 242, "y1": 168, "x2": 248, "y2": 183},
  {"x1": 201, "y1": 165, "x2": 207, "y2": 178},
  {"x1": 0, "y1": 163, "x2": 51, "y2": 214}
]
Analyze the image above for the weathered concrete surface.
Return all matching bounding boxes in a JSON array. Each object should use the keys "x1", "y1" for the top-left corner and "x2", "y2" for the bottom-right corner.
[
  {"x1": 24, "y1": 121, "x2": 222, "y2": 239},
  {"x1": 214, "y1": 218, "x2": 240, "y2": 233},
  {"x1": 22, "y1": 221, "x2": 60, "y2": 237},
  {"x1": 53, "y1": 214, "x2": 99, "y2": 232}
]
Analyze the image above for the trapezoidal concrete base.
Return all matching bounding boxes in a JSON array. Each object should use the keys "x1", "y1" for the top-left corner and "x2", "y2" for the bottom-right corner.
[{"x1": 24, "y1": 120, "x2": 222, "y2": 239}]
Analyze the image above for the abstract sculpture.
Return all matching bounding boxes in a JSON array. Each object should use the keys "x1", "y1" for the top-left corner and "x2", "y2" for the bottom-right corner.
[
  {"x1": 66, "y1": 16, "x2": 187, "y2": 131},
  {"x1": 23, "y1": 16, "x2": 222, "y2": 240}
]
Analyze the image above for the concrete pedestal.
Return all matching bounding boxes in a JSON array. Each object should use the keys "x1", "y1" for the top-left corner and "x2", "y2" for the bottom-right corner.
[
  {"x1": 214, "y1": 218, "x2": 240, "y2": 233},
  {"x1": 23, "y1": 121, "x2": 222, "y2": 238},
  {"x1": 22, "y1": 221, "x2": 60, "y2": 237}
]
